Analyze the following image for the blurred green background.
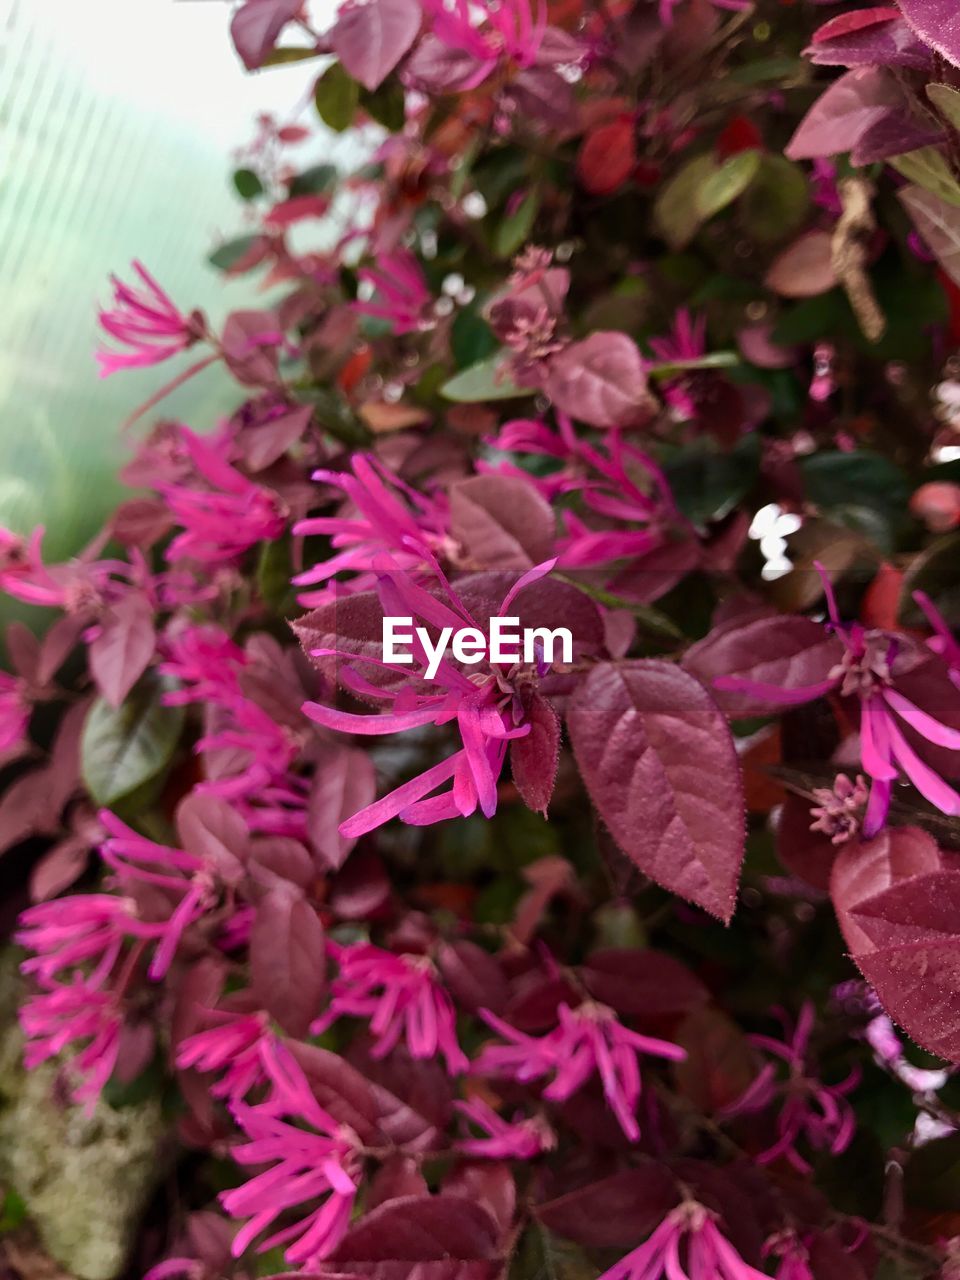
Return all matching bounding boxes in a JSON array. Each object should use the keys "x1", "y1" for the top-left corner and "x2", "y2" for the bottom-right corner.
[{"x1": 0, "y1": 0, "x2": 339, "y2": 561}]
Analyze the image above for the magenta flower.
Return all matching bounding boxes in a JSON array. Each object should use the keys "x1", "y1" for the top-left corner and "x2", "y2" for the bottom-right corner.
[
  {"x1": 419, "y1": 0, "x2": 549, "y2": 88},
  {"x1": 473, "y1": 1001, "x2": 685, "y2": 1142},
  {"x1": 293, "y1": 453, "x2": 452, "y2": 606},
  {"x1": 354, "y1": 252, "x2": 436, "y2": 335},
  {"x1": 715, "y1": 569, "x2": 960, "y2": 835},
  {"x1": 455, "y1": 1096, "x2": 555, "y2": 1159},
  {"x1": 19, "y1": 978, "x2": 123, "y2": 1108},
  {"x1": 0, "y1": 669, "x2": 30, "y2": 754},
  {"x1": 721, "y1": 1002, "x2": 858, "y2": 1173},
  {"x1": 301, "y1": 559, "x2": 555, "y2": 834},
  {"x1": 96, "y1": 261, "x2": 203, "y2": 378},
  {"x1": 176, "y1": 1012, "x2": 273, "y2": 1102},
  {"x1": 99, "y1": 811, "x2": 228, "y2": 980},
  {"x1": 0, "y1": 525, "x2": 118, "y2": 612},
  {"x1": 220, "y1": 1040, "x2": 360, "y2": 1266},
  {"x1": 915, "y1": 591, "x2": 960, "y2": 690},
  {"x1": 809, "y1": 773, "x2": 869, "y2": 845},
  {"x1": 16, "y1": 893, "x2": 135, "y2": 987},
  {"x1": 314, "y1": 942, "x2": 468, "y2": 1073},
  {"x1": 598, "y1": 1202, "x2": 768, "y2": 1280},
  {"x1": 161, "y1": 430, "x2": 287, "y2": 566},
  {"x1": 648, "y1": 309, "x2": 709, "y2": 419}
]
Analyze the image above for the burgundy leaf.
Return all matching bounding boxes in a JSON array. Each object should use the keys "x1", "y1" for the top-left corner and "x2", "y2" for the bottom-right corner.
[
  {"x1": 831, "y1": 825, "x2": 944, "y2": 955},
  {"x1": 852, "y1": 111, "x2": 942, "y2": 164},
  {"x1": 307, "y1": 745, "x2": 377, "y2": 871},
  {"x1": 221, "y1": 309, "x2": 283, "y2": 387},
  {"x1": 367, "y1": 1157, "x2": 430, "y2": 1211},
  {"x1": 405, "y1": 33, "x2": 480, "y2": 93},
  {"x1": 110, "y1": 498, "x2": 175, "y2": 548},
  {"x1": 774, "y1": 792, "x2": 837, "y2": 892},
  {"x1": 764, "y1": 231, "x2": 837, "y2": 299},
  {"x1": 567, "y1": 660, "x2": 746, "y2": 921},
  {"x1": 898, "y1": 0, "x2": 960, "y2": 67},
  {"x1": 37, "y1": 615, "x2": 85, "y2": 687},
  {"x1": 850, "y1": 868, "x2": 960, "y2": 950},
  {"x1": 682, "y1": 614, "x2": 843, "y2": 718},
  {"x1": 449, "y1": 474, "x2": 556, "y2": 570},
  {"x1": 349, "y1": 1038, "x2": 453, "y2": 1151},
  {"x1": 230, "y1": 0, "x2": 303, "y2": 70},
  {"x1": 330, "y1": 0, "x2": 422, "y2": 91},
  {"x1": 443, "y1": 1165, "x2": 515, "y2": 1240},
  {"x1": 88, "y1": 593, "x2": 156, "y2": 709},
  {"x1": 176, "y1": 791, "x2": 249, "y2": 885},
  {"x1": 327, "y1": 1195, "x2": 501, "y2": 1267},
  {"x1": 856, "y1": 939, "x2": 960, "y2": 1062},
  {"x1": 286, "y1": 1040, "x2": 381, "y2": 1142},
  {"x1": 808, "y1": 12, "x2": 930, "y2": 71},
  {"x1": 436, "y1": 940, "x2": 508, "y2": 1016},
  {"x1": 243, "y1": 404, "x2": 314, "y2": 471},
  {"x1": 785, "y1": 67, "x2": 904, "y2": 160},
  {"x1": 29, "y1": 836, "x2": 92, "y2": 903},
  {"x1": 545, "y1": 333, "x2": 653, "y2": 429},
  {"x1": 510, "y1": 691, "x2": 561, "y2": 817},
  {"x1": 6, "y1": 622, "x2": 39, "y2": 682},
  {"x1": 249, "y1": 835, "x2": 316, "y2": 890},
  {"x1": 249, "y1": 886, "x2": 326, "y2": 1036},
  {"x1": 672, "y1": 1007, "x2": 758, "y2": 1114},
  {"x1": 535, "y1": 1164, "x2": 678, "y2": 1248},
  {"x1": 580, "y1": 949, "x2": 710, "y2": 1018}
]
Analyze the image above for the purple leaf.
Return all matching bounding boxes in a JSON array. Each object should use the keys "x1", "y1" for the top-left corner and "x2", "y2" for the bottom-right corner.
[
  {"x1": 682, "y1": 613, "x2": 843, "y2": 718},
  {"x1": 807, "y1": 11, "x2": 931, "y2": 71},
  {"x1": 243, "y1": 404, "x2": 314, "y2": 471},
  {"x1": 249, "y1": 886, "x2": 326, "y2": 1036},
  {"x1": 29, "y1": 836, "x2": 92, "y2": 902},
  {"x1": 249, "y1": 836, "x2": 316, "y2": 890},
  {"x1": 349, "y1": 1038, "x2": 453, "y2": 1151},
  {"x1": 510, "y1": 691, "x2": 561, "y2": 817},
  {"x1": 286, "y1": 1039, "x2": 381, "y2": 1142},
  {"x1": 37, "y1": 615, "x2": 85, "y2": 687},
  {"x1": 436, "y1": 940, "x2": 508, "y2": 1016},
  {"x1": 327, "y1": 1195, "x2": 502, "y2": 1271},
  {"x1": 449, "y1": 474, "x2": 556, "y2": 570},
  {"x1": 443, "y1": 1165, "x2": 515, "y2": 1240},
  {"x1": 831, "y1": 825, "x2": 944, "y2": 955},
  {"x1": 535, "y1": 1165, "x2": 678, "y2": 1248},
  {"x1": 87, "y1": 593, "x2": 156, "y2": 709},
  {"x1": 567, "y1": 660, "x2": 746, "y2": 921},
  {"x1": 405, "y1": 33, "x2": 481, "y2": 93},
  {"x1": 580, "y1": 949, "x2": 709, "y2": 1018},
  {"x1": 230, "y1": 0, "x2": 304, "y2": 71},
  {"x1": 307, "y1": 745, "x2": 377, "y2": 870},
  {"x1": 330, "y1": 0, "x2": 422, "y2": 91},
  {"x1": 852, "y1": 111, "x2": 942, "y2": 165},
  {"x1": 545, "y1": 332, "x2": 653, "y2": 429},
  {"x1": 785, "y1": 67, "x2": 905, "y2": 161},
  {"x1": 221, "y1": 309, "x2": 283, "y2": 387},
  {"x1": 176, "y1": 791, "x2": 249, "y2": 885},
  {"x1": 898, "y1": 0, "x2": 960, "y2": 68},
  {"x1": 774, "y1": 792, "x2": 838, "y2": 892},
  {"x1": 6, "y1": 622, "x2": 39, "y2": 682}
]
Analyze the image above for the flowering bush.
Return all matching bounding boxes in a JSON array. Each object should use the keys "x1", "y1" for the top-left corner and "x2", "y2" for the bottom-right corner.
[{"x1": 4, "y1": 0, "x2": 960, "y2": 1277}]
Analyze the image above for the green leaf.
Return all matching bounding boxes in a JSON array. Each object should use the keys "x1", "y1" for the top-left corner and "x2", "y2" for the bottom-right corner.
[
  {"x1": 663, "y1": 435, "x2": 760, "y2": 527},
  {"x1": 257, "y1": 536, "x2": 297, "y2": 616},
  {"x1": 647, "y1": 351, "x2": 740, "y2": 377},
  {"x1": 288, "y1": 163, "x2": 338, "y2": 198},
  {"x1": 494, "y1": 189, "x2": 540, "y2": 258},
  {"x1": 0, "y1": 1189, "x2": 27, "y2": 1234},
  {"x1": 554, "y1": 573, "x2": 683, "y2": 640},
  {"x1": 694, "y1": 149, "x2": 761, "y2": 220},
  {"x1": 232, "y1": 168, "x2": 264, "y2": 201},
  {"x1": 800, "y1": 451, "x2": 909, "y2": 519},
  {"x1": 509, "y1": 1225, "x2": 599, "y2": 1280},
  {"x1": 729, "y1": 55, "x2": 808, "y2": 86},
  {"x1": 451, "y1": 306, "x2": 498, "y2": 370},
  {"x1": 927, "y1": 82, "x2": 960, "y2": 130},
  {"x1": 208, "y1": 234, "x2": 260, "y2": 272},
  {"x1": 81, "y1": 672, "x2": 185, "y2": 810},
  {"x1": 441, "y1": 354, "x2": 528, "y2": 402},
  {"x1": 262, "y1": 45, "x2": 324, "y2": 66},
  {"x1": 890, "y1": 147, "x2": 960, "y2": 208},
  {"x1": 741, "y1": 154, "x2": 810, "y2": 242},
  {"x1": 315, "y1": 61, "x2": 359, "y2": 132},
  {"x1": 361, "y1": 80, "x2": 405, "y2": 132},
  {"x1": 653, "y1": 153, "x2": 717, "y2": 250}
]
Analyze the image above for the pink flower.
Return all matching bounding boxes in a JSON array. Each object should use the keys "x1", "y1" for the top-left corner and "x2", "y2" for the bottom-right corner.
[
  {"x1": 161, "y1": 430, "x2": 286, "y2": 566},
  {"x1": 293, "y1": 453, "x2": 452, "y2": 606},
  {"x1": 176, "y1": 1012, "x2": 273, "y2": 1102},
  {"x1": 354, "y1": 252, "x2": 435, "y2": 335},
  {"x1": 97, "y1": 261, "x2": 203, "y2": 378},
  {"x1": 0, "y1": 526, "x2": 118, "y2": 612},
  {"x1": 313, "y1": 942, "x2": 468, "y2": 1073},
  {"x1": 99, "y1": 811, "x2": 230, "y2": 979},
  {"x1": 0, "y1": 669, "x2": 30, "y2": 754},
  {"x1": 419, "y1": 0, "x2": 549, "y2": 87},
  {"x1": 16, "y1": 893, "x2": 136, "y2": 987},
  {"x1": 648, "y1": 309, "x2": 709, "y2": 419},
  {"x1": 220, "y1": 1040, "x2": 360, "y2": 1265},
  {"x1": 598, "y1": 1202, "x2": 768, "y2": 1280},
  {"x1": 721, "y1": 1002, "x2": 858, "y2": 1173},
  {"x1": 915, "y1": 591, "x2": 960, "y2": 689},
  {"x1": 473, "y1": 1001, "x2": 686, "y2": 1141},
  {"x1": 715, "y1": 567, "x2": 960, "y2": 836},
  {"x1": 809, "y1": 773, "x2": 869, "y2": 845},
  {"x1": 19, "y1": 978, "x2": 123, "y2": 1107},
  {"x1": 455, "y1": 1097, "x2": 555, "y2": 1159},
  {"x1": 301, "y1": 559, "x2": 556, "y2": 833}
]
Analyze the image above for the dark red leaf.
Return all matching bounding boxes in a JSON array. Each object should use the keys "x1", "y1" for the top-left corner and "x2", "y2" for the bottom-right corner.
[
  {"x1": 510, "y1": 691, "x2": 561, "y2": 817},
  {"x1": 545, "y1": 333, "x2": 653, "y2": 429},
  {"x1": 568, "y1": 660, "x2": 746, "y2": 921},
  {"x1": 898, "y1": 0, "x2": 960, "y2": 67},
  {"x1": 831, "y1": 825, "x2": 944, "y2": 955},
  {"x1": 176, "y1": 791, "x2": 249, "y2": 885},
  {"x1": 682, "y1": 614, "x2": 843, "y2": 718},
  {"x1": 785, "y1": 67, "x2": 904, "y2": 160},
  {"x1": 250, "y1": 886, "x2": 326, "y2": 1036},
  {"x1": 436, "y1": 941, "x2": 508, "y2": 1016},
  {"x1": 449, "y1": 474, "x2": 556, "y2": 570},
  {"x1": 580, "y1": 949, "x2": 710, "y2": 1018},
  {"x1": 286, "y1": 1039, "x2": 382, "y2": 1143},
  {"x1": 330, "y1": 0, "x2": 422, "y2": 91},
  {"x1": 307, "y1": 745, "x2": 377, "y2": 871},
  {"x1": 576, "y1": 118, "x2": 637, "y2": 196},
  {"x1": 535, "y1": 1164, "x2": 678, "y2": 1248},
  {"x1": 774, "y1": 792, "x2": 837, "y2": 892},
  {"x1": 230, "y1": 0, "x2": 304, "y2": 71},
  {"x1": 88, "y1": 593, "x2": 156, "y2": 709},
  {"x1": 221, "y1": 309, "x2": 283, "y2": 387}
]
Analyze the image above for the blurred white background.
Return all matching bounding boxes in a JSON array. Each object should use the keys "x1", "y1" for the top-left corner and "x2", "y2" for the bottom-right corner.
[{"x1": 0, "y1": 0, "x2": 337, "y2": 555}]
